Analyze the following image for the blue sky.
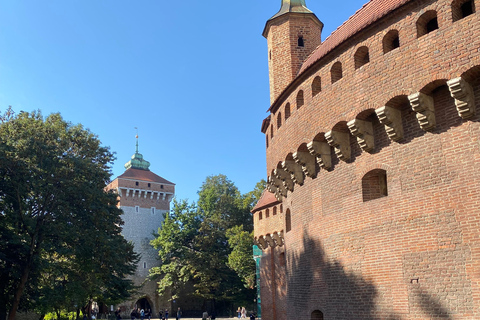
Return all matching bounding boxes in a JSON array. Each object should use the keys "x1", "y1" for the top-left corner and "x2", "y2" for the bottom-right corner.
[{"x1": 0, "y1": 0, "x2": 367, "y2": 203}]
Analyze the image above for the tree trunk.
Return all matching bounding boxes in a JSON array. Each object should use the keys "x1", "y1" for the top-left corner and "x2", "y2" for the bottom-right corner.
[
  {"x1": 7, "y1": 218, "x2": 43, "y2": 320},
  {"x1": 0, "y1": 302, "x2": 6, "y2": 320},
  {"x1": 7, "y1": 261, "x2": 32, "y2": 320}
]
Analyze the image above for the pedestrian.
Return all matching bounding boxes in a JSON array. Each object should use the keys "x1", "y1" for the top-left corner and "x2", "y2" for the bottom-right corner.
[
  {"x1": 146, "y1": 309, "x2": 151, "y2": 320},
  {"x1": 158, "y1": 310, "x2": 163, "y2": 320},
  {"x1": 241, "y1": 307, "x2": 246, "y2": 319},
  {"x1": 130, "y1": 309, "x2": 136, "y2": 320},
  {"x1": 165, "y1": 309, "x2": 169, "y2": 320},
  {"x1": 237, "y1": 307, "x2": 241, "y2": 319},
  {"x1": 249, "y1": 312, "x2": 255, "y2": 320},
  {"x1": 176, "y1": 307, "x2": 182, "y2": 320},
  {"x1": 140, "y1": 309, "x2": 145, "y2": 320},
  {"x1": 115, "y1": 308, "x2": 122, "y2": 320},
  {"x1": 202, "y1": 311, "x2": 208, "y2": 320}
]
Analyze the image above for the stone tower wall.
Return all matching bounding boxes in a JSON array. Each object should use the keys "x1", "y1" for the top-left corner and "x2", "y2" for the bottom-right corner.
[{"x1": 256, "y1": 0, "x2": 480, "y2": 319}]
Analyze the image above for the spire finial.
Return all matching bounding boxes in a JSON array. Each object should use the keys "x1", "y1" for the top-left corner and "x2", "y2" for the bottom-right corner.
[{"x1": 135, "y1": 127, "x2": 139, "y2": 154}]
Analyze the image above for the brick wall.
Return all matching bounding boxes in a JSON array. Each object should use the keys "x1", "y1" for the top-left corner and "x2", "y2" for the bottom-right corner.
[{"x1": 256, "y1": 0, "x2": 480, "y2": 319}]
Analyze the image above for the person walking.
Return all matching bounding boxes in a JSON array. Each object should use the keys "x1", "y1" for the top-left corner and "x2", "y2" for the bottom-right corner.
[
  {"x1": 165, "y1": 309, "x2": 169, "y2": 320},
  {"x1": 241, "y1": 307, "x2": 246, "y2": 319},
  {"x1": 237, "y1": 307, "x2": 241, "y2": 319},
  {"x1": 202, "y1": 311, "x2": 208, "y2": 320},
  {"x1": 176, "y1": 307, "x2": 182, "y2": 320}
]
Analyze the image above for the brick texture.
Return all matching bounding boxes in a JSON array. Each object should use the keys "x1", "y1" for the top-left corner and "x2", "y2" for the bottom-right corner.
[{"x1": 255, "y1": 0, "x2": 480, "y2": 319}]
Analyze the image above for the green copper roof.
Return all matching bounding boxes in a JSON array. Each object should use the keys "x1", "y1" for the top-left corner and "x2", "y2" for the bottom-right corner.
[
  {"x1": 124, "y1": 135, "x2": 151, "y2": 171},
  {"x1": 269, "y1": 0, "x2": 314, "y2": 20}
]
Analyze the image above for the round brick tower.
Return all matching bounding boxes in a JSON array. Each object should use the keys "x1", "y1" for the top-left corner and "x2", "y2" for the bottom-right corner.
[
  {"x1": 107, "y1": 136, "x2": 175, "y2": 315},
  {"x1": 254, "y1": 0, "x2": 480, "y2": 318}
]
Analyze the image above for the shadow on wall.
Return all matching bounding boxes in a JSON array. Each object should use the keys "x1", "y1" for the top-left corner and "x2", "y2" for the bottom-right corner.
[{"x1": 284, "y1": 232, "x2": 454, "y2": 320}]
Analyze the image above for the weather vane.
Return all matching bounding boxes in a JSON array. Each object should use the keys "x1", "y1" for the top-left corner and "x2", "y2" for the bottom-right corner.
[{"x1": 134, "y1": 127, "x2": 139, "y2": 153}]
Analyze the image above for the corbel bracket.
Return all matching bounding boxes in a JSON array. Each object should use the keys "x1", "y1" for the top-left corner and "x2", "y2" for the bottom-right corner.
[
  {"x1": 408, "y1": 92, "x2": 435, "y2": 131},
  {"x1": 325, "y1": 130, "x2": 351, "y2": 161},
  {"x1": 447, "y1": 77, "x2": 476, "y2": 119},
  {"x1": 375, "y1": 106, "x2": 404, "y2": 141},
  {"x1": 307, "y1": 140, "x2": 332, "y2": 170},
  {"x1": 347, "y1": 119, "x2": 375, "y2": 153}
]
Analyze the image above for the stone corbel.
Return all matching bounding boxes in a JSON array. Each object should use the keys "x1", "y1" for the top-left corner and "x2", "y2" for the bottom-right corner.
[
  {"x1": 267, "y1": 177, "x2": 283, "y2": 201},
  {"x1": 307, "y1": 140, "x2": 332, "y2": 170},
  {"x1": 269, "y1": 175, "x2": 287, "y2": 198},
  {"x1": 347, "y1": 119, "x2": 375, "y2": 153},
  {"x1": 293, "y1": 151, "x2": 317, "y2": 178},
  {"x1": 408, "y1": 92, "x2": 435, "y2": 131},
  {"x1": 274, "y1": 167, "x2": 294, "y2": 192},
  {"x1": 272, "y1": 231, "x2": 284, "y2": 247},
  {"x1": 447, "y1": 77, "x2": 476, "y2": 119},
  {"x1": 325, "y1": 130, "x2": 351, "y2": 161},
  {"x1": 375, "y1": 106, "x2": 404, "y2": 141},
  {"x1": 282, "y1": 160, "x2": 305, "y2": 186},
  {"x1": 265, "y1": 234, "x2": 276, "y2": 248},
  {"x1": 256, "y1": 236, "x2": 267, "y2": 250}
]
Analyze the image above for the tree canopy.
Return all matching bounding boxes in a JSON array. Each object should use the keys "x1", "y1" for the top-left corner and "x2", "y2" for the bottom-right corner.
[
  {"x1": 150, "y1": 175, "x2": 265, "y2": 310},
  {"x1": 0, "y1": 108, "x2": 138, "y2": 320}
]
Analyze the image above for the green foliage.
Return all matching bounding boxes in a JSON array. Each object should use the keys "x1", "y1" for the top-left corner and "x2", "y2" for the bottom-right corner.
[
  {"x1": 150, "y1": 175, "x2": 265, "y2": 306},
  {"x1": 0, "y1": 109, "x2": 139, "y2": 320},
  {"x1": 226, "y1": 226, "x2": 256, "y2": 289}
]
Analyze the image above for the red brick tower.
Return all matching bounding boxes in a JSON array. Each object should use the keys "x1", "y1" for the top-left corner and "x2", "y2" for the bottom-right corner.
[{"x1": 263, "y1": 0, "x2": 323, "y2": 103}]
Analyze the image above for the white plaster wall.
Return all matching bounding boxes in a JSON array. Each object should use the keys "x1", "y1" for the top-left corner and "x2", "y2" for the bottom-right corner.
[{"x1": 121, "y1": 206, "x2": 166, "y2": 279}]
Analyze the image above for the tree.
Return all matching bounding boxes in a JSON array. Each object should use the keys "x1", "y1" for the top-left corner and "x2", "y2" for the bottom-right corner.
[
  {"x1": 150, "y1": 175, "x2": 265, "y2": 312},
  {"x1": 0, "y1": 109, "x2": 138, "y2": 320},
  {"x1": 226, "y1": 226, "x2": 256, "y2": 289}
]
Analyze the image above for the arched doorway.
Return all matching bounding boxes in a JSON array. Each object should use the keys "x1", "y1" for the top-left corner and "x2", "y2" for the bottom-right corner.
[{"x1": 135, "y1": 297, "x2": 152, "y2": 312}]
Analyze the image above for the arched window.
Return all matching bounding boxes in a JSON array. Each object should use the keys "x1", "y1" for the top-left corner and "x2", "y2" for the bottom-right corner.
[
  {"x1": 417, "y1": 11, "x2": 439, "y2": 37},
  {"x1": 285, "y1": 103, "x2": 291, "y2": 121},
  {"x1": 259, "y1": 211, "x2": 263, "y2": 220},
  {"x1": 311, "y1": 310, "x2": 324, "y2": 320},
  {"x1": 277, "y1": 113, "x2": 282, "y2": 129},
  {"x1": 354, "y1": 46, "x2": 370, "y2": 69},
  {"x1": 331, "y1": 61, "x2": 343, "y2": 83},
  {"x1": 296, "y1": 91, "x2": 304, "y2": 109},
  {"x1": 266, "y1": 209, "x2": 270, "y2": 218},
  {"x1": 285, "y1": 209, "x2": 291, "y2": 232},
  {"x1": 271, "y1": 124, "x2": 274, "y2": 138},
  {"x1": 273, "y1": 206, "x2": 277, "y2": 215},
  {"x1": 312, "y1": 76, "x2": 322, "y2": 96},
  {"x1": 452, "y1": 0, "x2": 475, "y2": 21},
  {"x1": 362, "y1": 169, "x2": 388, "y2": 202},
  {"x1": 298, "y1": 36, "x2": 304, "y2": 47},
  {"x1": 383, "y1": 29, "x2": 400, "y2": 53},
  {"x1": 280, "y1": 204, "x2": 283, "y2": 213},
  {"x1": 266, "y1": 134, "x2": 269, "y2": 148}
]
